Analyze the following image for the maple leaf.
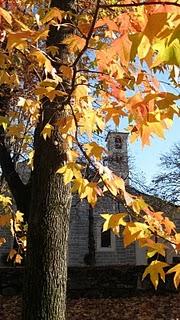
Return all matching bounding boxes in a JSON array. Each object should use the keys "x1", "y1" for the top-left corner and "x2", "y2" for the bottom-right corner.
[
  {"x1": 41, "y1": 123, "x2": 54, "y2": 140},
  {"x1": 123, "y1": 222, "x2": 150, "y2": 247},
  {"x1": 142, "y1": 261, "x2": 169, "y2": 289},
  {"x1": 103, "y1": 174, "x2": 125, "y2": 197},
  {"x1": 30, "y1": 50, "x2": 55, "y2": 76},
  {"x1": 79, "y1": 108, "x2": 99, "y2": 138},
  {"x1": 73, "y1": 84, "x2": 88, "y2": 103},
  {"x1": 57, "y1": 163, "x2": 82, "y2": 184},
  {"x1": 102, "y1": 104, "x2": 126, "y2": 126},
  {"x1": 80, "y1": 182, "x2": 102, "y2": 207},
  {"x1": 71, "y1": 177, "x2": 88, "y2": 196},
  {"x1": 84, "y1": 142, "x2": 106, "y2": 160},
  {"x1": 62, "y1": 35, "x2": 86, "y2": 53},
  {"x1": 167, "y1": 264, "x2": 180, "y2": 289},
  {"x1": 152, "y1": 38, "x2": 180, "y2": 67},
  {"x1": 15, "y1": 211, "x2": 24, "y2": 223},
  {"x1": 41, "y1": 7, "x2": 64, "y2": 24},
  {"x1": 0, "y1": 195, "x2": 12, "y2": 206},
  {"x1": 60, "y1": 65, "x2": 73, "y2": 80},
  {"x1": 0, "y1": 7, "x2": 12, "y2": 25},
  {"x1": 7, "y1": 31, "x2": 32, "y2": 52},
  {"x1": 163, "y1": 217, "x2": 176, "y2": 235},
  {"x1": 27, "y1": 150, "x2": 34, "y2": 170},
  {"x1": 0, "y1": 116, "x2": 9, "y2": 130},
  {"x1": 131, "y1": 197, "x2": 149, "y2": 214},
  {"x1": 139, "y1": 239, "x2": 166, "y2": 258},
  {"x1": 112, "y1": 34, "x2": 131, "y2": 67},
  {"x1": 101, "y1": 213, "x2": 127, "y2": 232}
]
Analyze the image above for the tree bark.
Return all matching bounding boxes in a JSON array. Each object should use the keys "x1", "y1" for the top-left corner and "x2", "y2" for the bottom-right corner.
[
  {"x1": 23, "y1": 120, "x2": 72, "y2": 320},
  {"x1": 23, "y1": 0, "x2": 75, "y2": 319}
]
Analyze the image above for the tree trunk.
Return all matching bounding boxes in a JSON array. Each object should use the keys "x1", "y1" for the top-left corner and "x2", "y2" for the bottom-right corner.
[
  {"x1": 23, "y1": 122, "x2": 72, "y2": 320},
  {"x1": 23, "y1": 0, "x2": 75, "y2": 319}
]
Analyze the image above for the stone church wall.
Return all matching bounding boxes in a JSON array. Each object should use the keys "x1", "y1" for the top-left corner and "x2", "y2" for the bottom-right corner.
[{"x1": 68, "y1": 194, "x2": 136, "y2": 266}]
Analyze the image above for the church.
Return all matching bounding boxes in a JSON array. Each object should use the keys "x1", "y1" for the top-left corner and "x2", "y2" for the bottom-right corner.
[
  {"x1": 0, "y1": 132, "x2": 179, "y2": 266},
  {"x1": 68, "y1": 132, "x2": 180, "y2": 267}
]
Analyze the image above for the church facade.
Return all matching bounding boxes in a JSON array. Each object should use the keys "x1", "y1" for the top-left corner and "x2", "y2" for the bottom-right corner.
[
  {"x1": 68, "y1": 132, "x2": 139, "y2": 266},
  {"x1": 0, "y1": 132, "x2": 179, "y2": 266}
]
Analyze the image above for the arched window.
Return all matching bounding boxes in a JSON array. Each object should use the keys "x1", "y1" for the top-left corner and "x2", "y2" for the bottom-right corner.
[{"x1": 115, "y1": 137, "x2": 122, "y2": 149}]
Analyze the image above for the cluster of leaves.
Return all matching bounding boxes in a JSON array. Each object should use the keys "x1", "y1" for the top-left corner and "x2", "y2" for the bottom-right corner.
[
  {"x1": 0, "y1": 0, "x2": 179, "y2": 288},
  {"x1": 0, "y1": 194, "x2": 25, "y2": 264}
]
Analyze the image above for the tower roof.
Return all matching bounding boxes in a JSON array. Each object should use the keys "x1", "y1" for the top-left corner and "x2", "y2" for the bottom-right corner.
[{"x1": 105, "y1": 131, "x2": 129, "y2": 141}]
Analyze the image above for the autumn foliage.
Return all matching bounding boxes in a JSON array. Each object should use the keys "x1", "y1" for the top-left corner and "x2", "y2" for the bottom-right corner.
[{"x1": 0, "y1": 0, "x2": 180, "y2": 290}]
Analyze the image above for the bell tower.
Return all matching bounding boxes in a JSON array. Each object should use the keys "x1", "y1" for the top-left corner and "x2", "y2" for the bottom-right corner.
[{"x1": 105, "y1": 132, "x2": 129, "y2": 182}]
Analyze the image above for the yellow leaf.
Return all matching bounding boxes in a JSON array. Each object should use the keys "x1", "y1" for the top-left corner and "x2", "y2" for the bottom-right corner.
[
  {"x1": 137, "y1": 34, "x2": 151, "y2": 59},
  {"x1": 167, "y1": 264, "x2": 180, "y2": 289},
  {"x1": 63, "y1": 35, "x2": 86, "y2": 53},
  {"x1": 131, "y1": 197, "x2": 148, "y2": 214},
  {"x1": 101, "y1": 213, "x2": 127, "y2": 232},
  {"x1": 7, "y1": 31, "x2": 32, "y2": 52},
  {"x1": 33, "y1": 29, "x2": 49, "y2": 42},
  {"x1": 66, "y1": 149, "x2": 79, "y2": 162},
  {"x1": 57, "y1": 163, "x2": 82, "y2": 185},
  {"x1": 42, "y1": 7, "x2": 64, "y2": 24},
  {"x1": 73, "y1": 84, "x2": 88, "y2": 102},
  {"x1": 112, "y1": 34, "x2": 131, "y2": 67},
  {"x1": 0, "y1": 116, "x2": 9, "y2": 130},
  {"x1": 28, "y1": 150, "x2": 34, "y2": 170},
  {"x1": 0, "y1": 7, "x2": 12, "y2": 25},
  {"x1": 63, "y1": 166, "x2": 74, "y2": 184},
  {"x1": 30, "y1": 50, "x2": 55, "y2": 76},
  {"x1": 0, "y1": 195, "x2": 12, "y2": 206},
  {"x1": 142, "y1": 261, "x2": 169, "y2": 289},
  {"x1": 123, "y1": 222, "x2": 149, "y2": 247},
  {"x1": 15, "y1": 211, "x2": 24, "y2": 223},
  {"x1": 140, "y1": 239, "x2": 166, "y2": 258},
  {"x1": 84, "y1": 142, "x2": 106, "y2": 160},
  {"x1": 71, "y1": 177, "x2": 88, "y2": 195},
  {"x1": 80, "y1": 182, "x2": 102, "y2": 207},
  {"x1": 35, "y1": 87, "x2": 67, "y2": 101},
  {"x1": 41, "y1": 123, "x2": 54, "y2": 140}
]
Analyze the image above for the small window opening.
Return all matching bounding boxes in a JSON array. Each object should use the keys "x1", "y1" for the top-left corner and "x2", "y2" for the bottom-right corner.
[
  {"x1": 115, "y1": 137, "x2": 122, "y2": 149},
  {"x1": 101, "y1": 228, "x2": 111, "y2": 248}
]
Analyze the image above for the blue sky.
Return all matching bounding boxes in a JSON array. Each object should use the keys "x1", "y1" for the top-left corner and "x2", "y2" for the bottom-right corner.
[{"x1": 128, "y1": 116, "x2": 180, "y2": 184}]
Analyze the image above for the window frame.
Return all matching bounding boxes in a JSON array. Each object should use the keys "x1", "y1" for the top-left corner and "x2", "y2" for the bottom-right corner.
[{"x1": 96, "y1": 225, "x2": 116, "y2": 252}]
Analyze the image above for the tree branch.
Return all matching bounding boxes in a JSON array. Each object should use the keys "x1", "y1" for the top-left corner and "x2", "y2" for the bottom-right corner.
[
  {"x1": 100, "y1": 1, "x2": 180, "y2": 10},
  {"x1": 0, "y1": 87, "x2": 31, "y2": 221}
]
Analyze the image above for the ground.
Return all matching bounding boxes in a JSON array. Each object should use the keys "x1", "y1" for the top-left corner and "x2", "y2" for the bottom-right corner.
[{"x1": 0, "y1": 293, "x2": 180, "y2": 320}]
